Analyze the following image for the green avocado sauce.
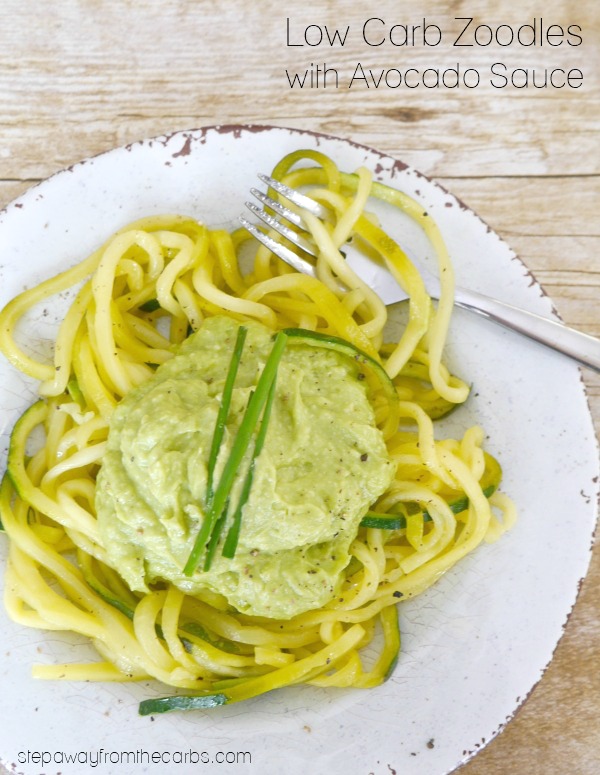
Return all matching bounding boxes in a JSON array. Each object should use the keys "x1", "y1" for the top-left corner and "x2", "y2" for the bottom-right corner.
[{"x1": 96, "y1": 316, "x2": 395, "y2": 619}]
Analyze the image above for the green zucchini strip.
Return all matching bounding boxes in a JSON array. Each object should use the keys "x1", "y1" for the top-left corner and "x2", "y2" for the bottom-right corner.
[
  {"x1": 138, "y1": 298, "x2": 161, "y2": 312},
  {"x1": 355, "y1": 605, "x2": 401, "y2": 687},
  {"x1": 0, "y1": 471, "x2": 10, "y2": 531},
  {"x1": 66, "y1": 377, "x2": 86, "y2": 409},
  {"x1": 139, "y1": 622, "x2": 365, "y2": 714},
  {"x1": 360, "y1": 451, "x2": 502, "y2": 530},
  {"x1": 360, "y1": 510, "x2": 432, "y2": 531},
  {"x1": 282, "y1": 328, "x2": 398, "y2": 417},
  {"x1": 139, "y1": 693, "x2": 228, "y2": 715}
]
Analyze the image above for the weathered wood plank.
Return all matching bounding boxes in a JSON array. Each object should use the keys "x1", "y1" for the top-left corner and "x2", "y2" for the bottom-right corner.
[
  {"x1": 1, "y1": 106, "x2": 598, "y2": 180},
  {"x1": 0, "y1": 1, "x2": 597, "y2": 178}
]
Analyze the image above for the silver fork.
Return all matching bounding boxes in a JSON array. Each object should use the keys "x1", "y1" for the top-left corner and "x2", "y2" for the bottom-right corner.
[{"x1": 240, "y1": 174, "x2": 600, "y2": 372}]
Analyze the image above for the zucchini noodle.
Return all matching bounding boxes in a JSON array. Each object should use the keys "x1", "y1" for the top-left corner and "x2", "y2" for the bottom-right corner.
[{"x1": 0, "y1": 151, "x2": 516, "y2": 712}]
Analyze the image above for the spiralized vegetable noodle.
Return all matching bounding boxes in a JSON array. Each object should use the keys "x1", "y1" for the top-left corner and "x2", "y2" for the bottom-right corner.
[{"x1": 0, "y1": 150, "x2": 515, "y2": 713}]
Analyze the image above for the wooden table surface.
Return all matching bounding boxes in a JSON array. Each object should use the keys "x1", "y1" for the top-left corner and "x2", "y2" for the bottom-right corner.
[{"x1": 0, "y1": 1, "x2": 597, "y2": 774}]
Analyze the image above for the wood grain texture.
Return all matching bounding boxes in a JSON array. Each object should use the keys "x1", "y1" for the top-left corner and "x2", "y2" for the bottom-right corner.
[{"x1": 0, "y1": 1, "x2": 597, "y2": 774}]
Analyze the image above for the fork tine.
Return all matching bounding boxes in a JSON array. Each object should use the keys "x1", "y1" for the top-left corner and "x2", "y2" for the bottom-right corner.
[
  {"x1": 258, "y1": 174, "x2": 329, "y2": 219},
  {"x1": 238, "y1": 216, "x2": 317, "y2": 278},
  {"x1": 244, "y1": 201, "x2": 317, "y2": 257},
  {"x1": 249, "y1": 188, "x2": 305, "y2": 230}
]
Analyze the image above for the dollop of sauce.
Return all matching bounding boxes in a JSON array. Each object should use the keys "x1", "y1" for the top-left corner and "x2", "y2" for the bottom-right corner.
[{"x1": 96, "y1": 316, "x2": 394, "y2": 618}]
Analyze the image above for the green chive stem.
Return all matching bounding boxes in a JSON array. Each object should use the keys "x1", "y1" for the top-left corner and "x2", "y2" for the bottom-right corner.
[
  {"x1": 205, "y1": 325, "x2": 248, "y2": 507},
  {"x1": 184, "y1": 331, "x2": 287, "y2": 575},
  {"x1": 222, "y1": 372, "x2": 278, "y2": 559}
]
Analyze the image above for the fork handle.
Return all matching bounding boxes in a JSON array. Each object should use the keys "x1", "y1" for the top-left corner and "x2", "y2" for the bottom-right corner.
[{"x1": 454, "y1": 287, "x2": 600, "y2": 372}]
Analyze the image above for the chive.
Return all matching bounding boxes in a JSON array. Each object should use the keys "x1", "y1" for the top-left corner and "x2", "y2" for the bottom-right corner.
[
  {"x1": 205, "y1": 326, "x2": 248, "y2": 508},
  {"x1": 139, "y1": 693, "x2": 228, "y2": 716},
  {"x1": 183, "y1": 331, "x2": 288, "y2": 575},
  {"x1": 205, "y1": 390, "x2": 254, "y2": 564},
  {"x1": 202, "y1": 501, "x2": 229, "y2": 571},
  {"x1": 222, "y1": 373, "x2": 278, "y2": 559}
]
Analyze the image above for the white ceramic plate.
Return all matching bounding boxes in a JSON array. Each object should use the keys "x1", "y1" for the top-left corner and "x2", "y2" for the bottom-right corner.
[{"x1": 0, "y1": 127, "x2": 597, "y2": 775}]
